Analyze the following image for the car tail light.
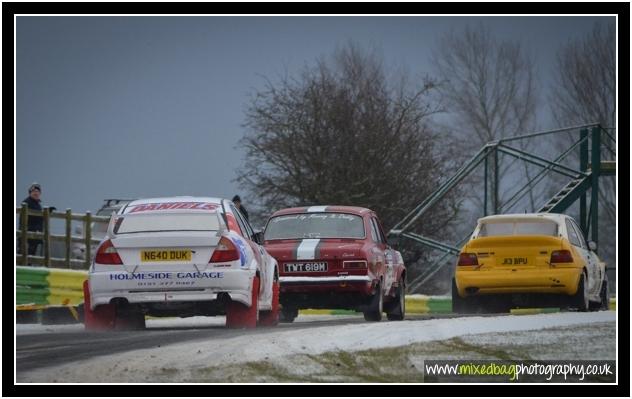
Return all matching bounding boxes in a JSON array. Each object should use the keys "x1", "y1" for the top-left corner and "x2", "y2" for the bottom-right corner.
[
  {"x1": 95, "y1": 239, "x2": 123, "y2": 265},
  {"x1": 209, "y1": 236, "x2": 240, "y2": 263},
  {"x1": 550, "y1": 250, "x2": 574, "y2": 263},
  {"x1": 457, "y1": 252, "x2": 478, "y2": 266},
  {"x1": 343, "y1": 260, "x2": 368, "y2": 269}
]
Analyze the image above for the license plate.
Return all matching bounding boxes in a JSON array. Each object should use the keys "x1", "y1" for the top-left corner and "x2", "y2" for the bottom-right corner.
[
  {"x1": 141, "y1": 249, "x2": 192, "y2": 262},
  {"x1": 284, "y1": 262, "x2": 327, "y2": 273},
  {"x1": 500, "y1": 257, "x2": 530, "y2": 266}
]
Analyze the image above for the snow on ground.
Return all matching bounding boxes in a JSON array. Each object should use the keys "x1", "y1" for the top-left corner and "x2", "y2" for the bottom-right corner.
[
  {"x1": 18, "y1": 311, "x2": 615, "y2": 382},
  {"x1": 15, "y1": 314, "x2": 352, "y2": 336}
]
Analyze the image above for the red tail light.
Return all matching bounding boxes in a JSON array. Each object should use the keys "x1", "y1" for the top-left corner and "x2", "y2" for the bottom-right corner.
[
  {"x1": 343, "y1": 260, "x2": 368, "y2": 269},
  {"x1": 550, "y1": 250, "x2": 574, "y2": 263},
  {"x1": 95, "y1": 239, "x2": 123, "y2": 265},
  {"x1": 209, "y1": 236, "x2": 240, "y2": 263},
  {"x1": 458, "y1": 252, "x2": 478, "y2": 266}
]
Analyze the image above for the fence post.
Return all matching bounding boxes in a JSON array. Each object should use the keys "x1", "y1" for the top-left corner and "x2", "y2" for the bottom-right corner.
[
  {"x1": 65, "y1": 208, "x2": 72, "y2": 268},
  {"x1": 483, "y1": 148, "x2": 488, "y2": 216},
  {"x1": 590, "y1": 126, "x2": 600, "y2": 249},
  {"x1": 43, "y1": 207, "x2": 51, "y2": 267},
  {"x1": 493, "y1": 145, "x2": 499, "y2": 214},
  {"x1": 20, "y1": 203, "x2": 28, "y2": 266},
  {"x1": 84, "y1": 211, "x2": 92, "y2": 269},
  {"x1": 579, "y1": 128, "x2": 588, "y2": 235}
]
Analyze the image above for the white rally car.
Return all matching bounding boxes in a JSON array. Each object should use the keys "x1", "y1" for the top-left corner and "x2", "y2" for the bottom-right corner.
[{"x1": 83, "y1": 196, "x2": 280, "y2": 330}]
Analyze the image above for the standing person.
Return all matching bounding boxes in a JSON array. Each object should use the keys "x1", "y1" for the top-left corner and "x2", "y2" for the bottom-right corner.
[
  {"x1": 19, "y1": 183, "x2": 44, "y2": 256},
  {"x1": 232, "y1": 195, "x2": 249, "y2": 221}
]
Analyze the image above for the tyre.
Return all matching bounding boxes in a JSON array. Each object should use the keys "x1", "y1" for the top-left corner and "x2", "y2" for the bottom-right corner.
[
  {"x1": 600, "y1": 277, "x2": 610, "y2": 311},
  {"x1": 83, "y1": 280, "x2": 116, "y2": 331},
  {"x1": 590, "y1": 277, "x2": 609, "y2": 311},
  {"x1": 226, "y1": 275, "x2": 260, "y2": 328},
  {"x1": 570, "y1": 272, "x2": 589, "y2": 312},
  {"x1": 386, "y1": 279, "x2": 406, "y2": 321},
  {"x1": 363, "y1": 282, "x2": 383, "y2": 322},
  {"x1": 451, "y1": 278, "x2": 468, "y2": 314},
  {"x1": 279, "y1": 306, "x2": 298, "y2": 323},
  {"x1": 258, "y1": 277, "x2": 280, "y2": 327}
]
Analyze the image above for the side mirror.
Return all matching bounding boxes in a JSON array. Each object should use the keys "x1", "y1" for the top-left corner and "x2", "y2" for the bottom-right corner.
[
  {"x1": 387, "y1": 235, "x2": 399, "y2": 249},
  {"x1": 252, "y1": 231, "x2": 264, "y2": 245},
  {"x1": 588, "y1": 241, "x2": 597, "y2": 251}
]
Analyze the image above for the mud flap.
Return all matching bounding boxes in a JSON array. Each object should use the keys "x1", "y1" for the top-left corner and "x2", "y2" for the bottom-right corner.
[
  {"x1": 83, "y1": 280, "x2": 116, "y2": 331},
  {"x1": 226, "y1": 276, "x2": 259, "y2": 329}
]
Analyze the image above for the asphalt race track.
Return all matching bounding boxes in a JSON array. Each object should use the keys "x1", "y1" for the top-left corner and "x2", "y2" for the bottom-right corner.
[{"x1": 16, "y1": 313, "x2": 499, "y2": 374}]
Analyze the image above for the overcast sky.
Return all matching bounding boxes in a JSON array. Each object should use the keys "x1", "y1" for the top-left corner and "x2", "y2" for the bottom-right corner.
[{"x1": 16, "y1": 16, "x2": 613, "y2": 214}]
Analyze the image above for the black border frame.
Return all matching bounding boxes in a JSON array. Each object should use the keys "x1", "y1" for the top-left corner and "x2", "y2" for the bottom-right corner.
[{"x1": 4, "y1": 2, "x2": 629, "y2": 397}]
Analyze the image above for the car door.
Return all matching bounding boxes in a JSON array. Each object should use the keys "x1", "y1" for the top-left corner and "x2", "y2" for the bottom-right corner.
[
  {"x1": 565, "y1": 219, "x2": 597, "y2": 296},
  {"x1": 372, "y1": 216, "x2": 395, "y2": 294},
  {"x1": 230, "y1": 202, "x2": 271, "y2": 303},
  {"x1": 570, "y1": 219, "x2": 600, "y2": 297}
]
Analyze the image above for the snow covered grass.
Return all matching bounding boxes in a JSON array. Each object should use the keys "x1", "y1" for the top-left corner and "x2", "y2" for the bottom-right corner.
[
  {"x1": 17, "y1": 310, "x2": 615, "y2": 383},
  {"x1": 188, "y1": 321, "x2": 615, "y2": 383}
]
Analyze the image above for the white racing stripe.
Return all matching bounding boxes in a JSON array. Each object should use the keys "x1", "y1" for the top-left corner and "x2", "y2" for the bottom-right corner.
[
  {"x1": 296, "y1": 239, "x2": 320, "y2": 260},
  {"x1": 306, "y1": 206, "x2": 328, "y2": 212}
]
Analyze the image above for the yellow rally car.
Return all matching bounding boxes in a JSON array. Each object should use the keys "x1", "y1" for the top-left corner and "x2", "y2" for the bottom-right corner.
[{"x1": 452, "y1": 213, "x2": 609, "y2": 313}]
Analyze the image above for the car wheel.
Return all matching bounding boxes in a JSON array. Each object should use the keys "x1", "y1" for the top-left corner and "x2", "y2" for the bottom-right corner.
[
  {"x1": 226, "y1": 275, "x2": 260, "y2": 328},
  {"x1": 592, "y1": 277, "x2": 610, "y2": 311},
  {"x1": 83, "y1": 280, "x2": 116, "y2": 331},
  {"x1": 363, "y1": 282, "x2": 383, "y2": 322},
  {"x1": 570, "y1": 272, "x2": 589, "y2": 312},
  {"x1": 600, "y1": 277, "x2": 610, "y2": 310},
  {"x1": 258, "y1": 276, "x2": 280, "y2": 327},
  {"x1": 386, "y1": 279, "x2": 406, "y2": 321},
  {"x1": 279, "y1": 306, "x2": 298, "y2": 323},
  {"x1": 451, "y1": 278, "x2": 471, "y2": 314}
]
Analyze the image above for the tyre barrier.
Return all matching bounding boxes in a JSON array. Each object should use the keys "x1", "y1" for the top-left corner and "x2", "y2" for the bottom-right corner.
[
  {"x1": 16, "y1": 266, "x2": 86, "y2": 324},
  {"x1": 299, "y1": 295, "x2": 616, "y2": 316},
  {"x1": 299, "y1": 295, "x2": 453, "y2": 316}
]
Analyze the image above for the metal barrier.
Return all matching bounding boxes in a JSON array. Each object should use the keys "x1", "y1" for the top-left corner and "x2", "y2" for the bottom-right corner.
[{"x1": 15, "y1": 205, "x2": 110, "y2": 269}]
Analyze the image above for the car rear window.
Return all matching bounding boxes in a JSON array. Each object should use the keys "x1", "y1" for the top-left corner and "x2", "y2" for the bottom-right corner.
[
  {"x1": 113, "y1": 213, "x2": 221, "y2": 234},
  {"x1": 478, "y1": 220, "x2": 558, "y2": 237},
  {"x1": 265, "y1": 213, "x2": 365, "y2": 240}
]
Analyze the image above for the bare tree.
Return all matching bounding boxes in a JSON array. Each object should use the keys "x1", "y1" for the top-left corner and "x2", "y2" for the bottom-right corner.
[
  {"x1": 236, "y1": 43, "x2": 460, "y2": 239},
  {"x1": 431, "y1": 24, "x2": 540, "y2": 215},
  {"x1": 550, "y1": 21, "x2": 616, "y2": 278},
  {"x1": 551, "y1": 22, "x2": 616, "y2": 129}
]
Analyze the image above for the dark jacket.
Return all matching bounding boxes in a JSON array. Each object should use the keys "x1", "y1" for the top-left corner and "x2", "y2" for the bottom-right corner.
[{"x1": 21, "y1": 196, "x2": 43, "y2": 231}]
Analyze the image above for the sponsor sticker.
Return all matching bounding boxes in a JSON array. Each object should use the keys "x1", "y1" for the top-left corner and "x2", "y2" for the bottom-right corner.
[
  {"x1": 109, "y1": 272, "x2": 224, "y2": 280},
  {"x1": 128, "y1": 202, "x2": 218, "y2": 213}
]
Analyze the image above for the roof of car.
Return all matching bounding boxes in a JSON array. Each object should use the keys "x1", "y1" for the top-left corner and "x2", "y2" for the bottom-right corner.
[
  {"x1": 478, "y1": 213, "x2": 568, "y2": 223},
  {"x1": 122, "y1": 196, "x2": 224, "y2": 214},
  {"x1": 270, "y1": 205, "x2": 373, "y2": 217}
]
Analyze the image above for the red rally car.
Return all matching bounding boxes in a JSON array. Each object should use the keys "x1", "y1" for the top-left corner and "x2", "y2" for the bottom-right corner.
[{"x1": 263, "y1": 206, "x2": 406, "y2": 322}]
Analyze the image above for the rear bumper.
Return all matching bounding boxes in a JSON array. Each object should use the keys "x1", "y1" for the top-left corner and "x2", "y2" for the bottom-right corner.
[
  {"x1": 279, "y1": 275, "x2": 374, "y2": 310},
  {"x1": 280, "y1": 275, "x2": 373, "y2": 290},
  {"x1": 88, "y1": 268, "x2": 256, "y2": 309},
  {"x1": 455, "y1": 267, "x2": 582, "y2": 297}
]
